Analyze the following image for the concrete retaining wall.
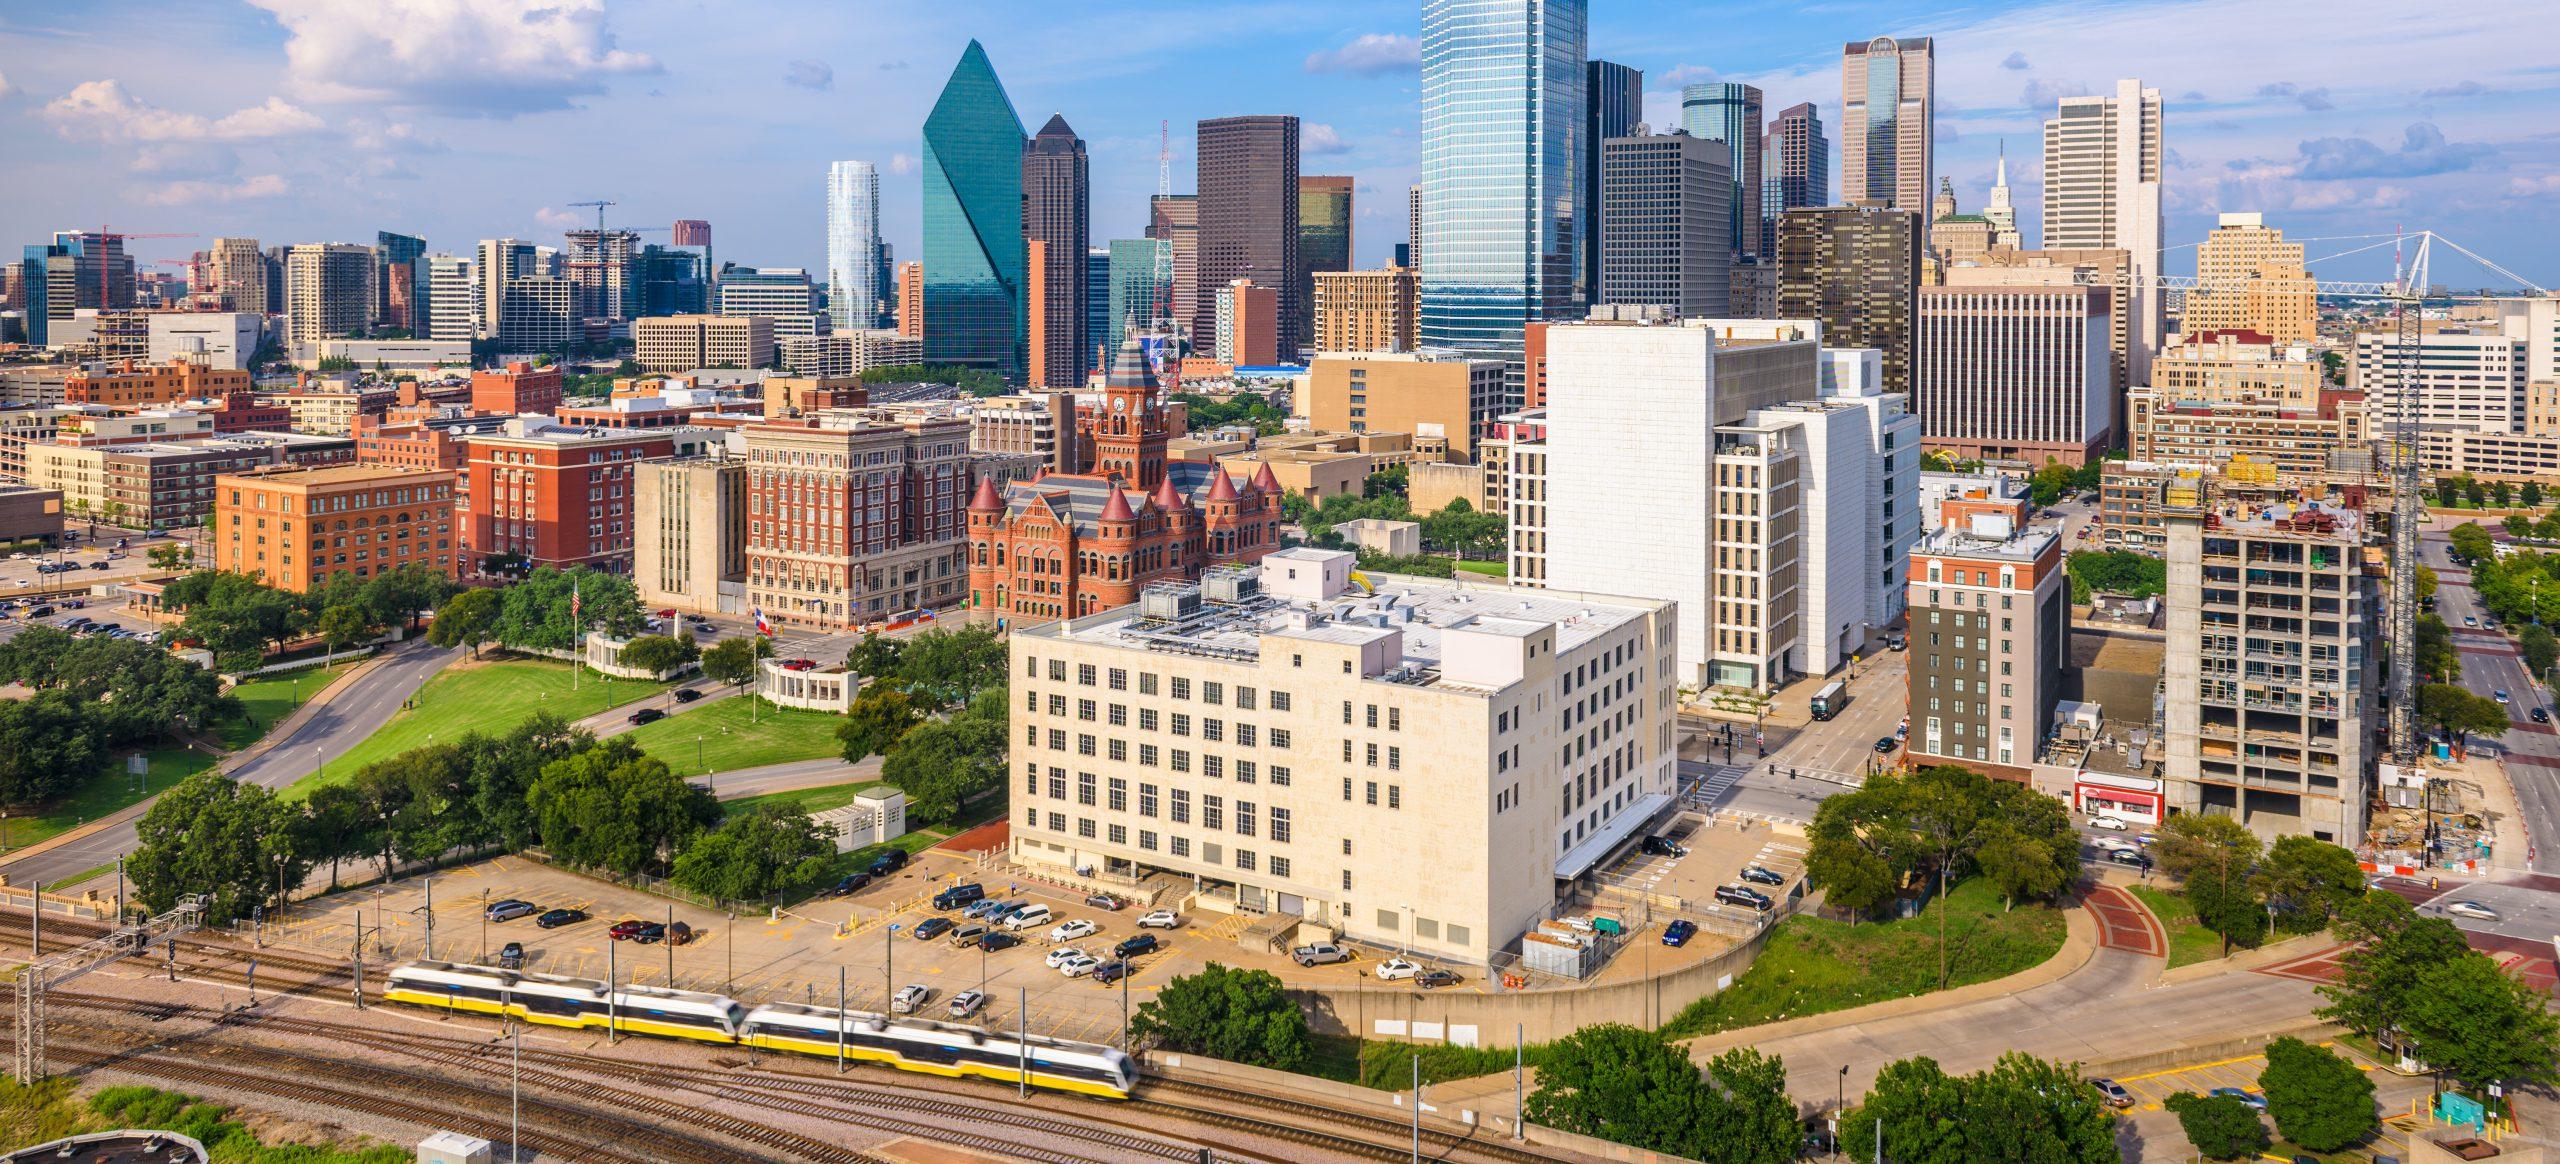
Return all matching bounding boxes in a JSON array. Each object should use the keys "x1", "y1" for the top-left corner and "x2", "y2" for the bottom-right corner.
[{"x1": 1289, "y1": 922, "x2": 1778, "y2": 1046}]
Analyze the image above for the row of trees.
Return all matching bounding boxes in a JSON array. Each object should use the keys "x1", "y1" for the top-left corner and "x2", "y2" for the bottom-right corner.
[
  {"x1": 2435, "y1": 473, "x2": 2544, "y2": 511},
  {"x1": 2063, "y1": 549, "x2": 2167, "y2": 603},
  {"x1": 2150, "y1": 815, "x2": 2368, "y2": 949},
  {"x1": 165, "y1": 565, "x2": 458, "y2": 671},
  {"x1": 420, "y1": 566, "x2": 648, "y2": 660},
  {"x1": 2499, "y1": 507, "x2": 2560, "y2": 543},
  {"x1": 835, "y1": 626, "x2": 1014, "y2": 823},
  {"x1": 0, "y1": 626, "x2": 237, "y2": 807},
  {"x1": 1280, "y1": 484, "x2": 1507, "y2": 562},
  {"x1": 2166, "y1": 1036, "x2": 2375, "y2": 1159},
  {"x1": 1172, "y1": 390, "x2": 1291, "y2": 436},
  {"x1": 2315, "y1": 891, "x2": 2560, "y2": 1114},
  {"x1": 1807, "y1": 765, "x2": 2082, "y2": 979},
  {"x1": 126, "y1": 713, "x2": 855, "y2": 921},
  {"x1": 2026, "y1": 457, "x2": 2107, "y2": 507},
  {"x1": 2457, "y1": 533, "x2": 2560, "y2": 636}
]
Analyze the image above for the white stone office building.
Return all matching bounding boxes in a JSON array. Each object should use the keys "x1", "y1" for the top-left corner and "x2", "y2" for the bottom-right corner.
[
  {"x1": 1009, "y1": 548, "x2": 1678, "y2": 966},
  {"x1": 1531, "y1": 317, "x2": 1918, "y2": 691},
  {"x1": 2041, "y1": 79, "x2": 2164, "y2": 385}
]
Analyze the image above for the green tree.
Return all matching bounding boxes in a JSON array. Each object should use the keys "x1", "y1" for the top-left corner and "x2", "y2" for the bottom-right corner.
[
  {"x1": 699, "y1": 634, "x2": 772, "y2": 687},
  {"x1": 298, "y1": 780, "x2": 375, "y2": 891},
  {"x1": 1127, "y1": 963, "x2": 1312, "y2": 1071},
  {"x1": 492, "y1": 566, "x2": 643, "y2": 651},
  {"x1": 2258, "y1": 1036, "x2": 2376, "y2": 1152},
  {"x1": 361, "y1": 563, "x2": 459, "y2": 631},
  {"x1": 147, "y1": 540, "x2": 194, "y2": 573},
  {"x1": 2318, "y1": 891, "x2": 2473, "y2": 1046},
  {"x1": 1973, "y1": 782, "x2": 2082, "y2": 909},
  {"x1": 163, "y1": 569, "x2": 308, "y2": 668},
  {"x1": 888, "y1": 624, "x2": 1008, "y2": 708},
  {"x1": 2399, "y1": 953, "x2": 2560, "y2": 1104},
  {"x1": 2415, "y1": 614, "x2": 2460, "y2": 683},
  {"x1": 837, "y1": 684, "x2": 923, "y2": 763},
  {"x1": 315, "y1": 603, "x2": 374, "y2": 662},
  {"x1": 2027, "y1": 459, "x2": 2076, "y2": 507},
  {"x1": 2521, "y1": 622, "x2": 2558, "y2": 679},
  {"x1": 615, "y1": 633, "x2": 698, "y2": 676},
  {"x1": 2165, "y1": 1092, "x2": 2268, "y2": 1160},
  {"x1": 2506, "y1": 513, "x2": 2534, "y2": 537},
  {"x1": 527, "y1": 738, "x2": 719, "y2": 876},
  {"x1": 1841, "y1": 1053, "x2": 2117, "y2": 1164},
  {"x1": 845, "y1": 631, "x2": 903, "y2": 679},
  {"x1": 2419, "y1": 683, "x2": 2509, "y2": 744},
  {"x1": 670, "y1": 804, "x2": 835, "y2": 903},
  {"x1": 1522, "y1": 1024, "x2": 1725, "y2": 1159},
  {"x1": 1363, "y1": 463, "x2": 1409, "y2": 499},
  {"x1": 2065, "y1": 550, "x2": 2170, "y2": 600},
  {"x1": 878, "y1": 689, "x2": 1006, "y2": 823},
  {"x1": 425, "y1": 588, "x2": 500, "y2": 659},
  {"x1": 2491, "y1": 480, "x2": 2513, "y2": 508},
  {"x1": 0, "y1": 692, "x2": 106, "y2": 807},
  {"x1": 1804, "y1": 787, "x2": 1901, "y2": 918},
  {"x1": 2525, "y1": 481, "x2": 2545, "y2": 508},
  {"x1": 2156, "y1": 813, "x2": 2266, "y2": 949},
  {"x1": 2447, "y1": 521, "x2": 2495, "y2": 564},
  {"x1": 128, "y1": 770, "x2": 308, "y2": 923},
  {"x1": 2256, "y1": 836, "x2": 2365, "y2": 933}
]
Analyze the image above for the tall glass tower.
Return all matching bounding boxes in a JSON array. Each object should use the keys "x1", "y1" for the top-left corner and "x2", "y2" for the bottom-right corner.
[
  {"x1": 922, "y1": 41, "x2": 1027, "y2": 379},
  {"x1": 1679, "y1": 82, "x2": 1764, "y2": 261},
  {"x1": 827, "y1": 160, "x2": 881, "y2": 331},
  {"x1": 1582, "y1": 60, "x2": 1642, "y2": 303},
  {"x1": 1419, "y1": 0, "x2": 1586, "y2": 368}
]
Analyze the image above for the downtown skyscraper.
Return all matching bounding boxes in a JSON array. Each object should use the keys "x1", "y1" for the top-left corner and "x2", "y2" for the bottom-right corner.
[
  {"x1": 1583, "y1": 59, "x2": 1642, "y2": 301},
  {"x1": 1762, "y1": 102, "x2": 1831, "y2": 259},
  {"x1": 1022, "y1": 115, "x2": 1090, "y2": 387},
  {"x1": 1680, "y1": 82, "x2": 1764, "y2": 262},
  {"x1": 922, "y1": 40, "x2": 1028, "y2": 378},
  {"x1": 1194, "y1": 116, "x2": 1300, "y2": 357},
  {"x1": 827, "y1": 160, "x2": 883, "y2": 331},
  {"x1": 1420, "y1": 0, "x2": 1587, "y2": 371},
  {"x1": 1841, "y1": 36, "x2": 1934, "y2": 214},
  {"x1": 2044, "y1": 79, "x2": 2165, "y2": 385}
]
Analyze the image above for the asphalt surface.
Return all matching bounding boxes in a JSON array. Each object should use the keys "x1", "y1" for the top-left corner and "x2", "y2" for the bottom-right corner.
[
  {"x1": 1683, "y1": 645, "x2": 1910, "y2": 824},
  {"x1": 0, "y1": 638, "x2": 460, "y2": 887},
  {"x1": 2424, "y1": 524, "x2": 2560, "y2": 874}
]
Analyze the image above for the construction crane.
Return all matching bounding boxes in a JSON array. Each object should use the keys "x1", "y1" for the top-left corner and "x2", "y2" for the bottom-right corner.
[
  {"x1": 2385, "y1": 231, "x2": 2433, "y2": 767},
  {"x1": 567, "y1": 200, "x2": 619, "y2": 231},
  {"x1": 1147, "y1": 120, "x2": 1182, "y2": 371}
]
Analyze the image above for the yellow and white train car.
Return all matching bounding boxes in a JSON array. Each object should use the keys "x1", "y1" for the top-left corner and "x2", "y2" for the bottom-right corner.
[
  {"x1": 740, "y1": 1002, "x2": 1137, "y2": 1098},
  {"x1": 383, "y1": 960, "x2": 746, "y2": 1043}
]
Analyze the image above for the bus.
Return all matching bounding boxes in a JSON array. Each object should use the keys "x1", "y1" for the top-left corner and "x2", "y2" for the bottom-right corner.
[{"x1": 1809, "y1": 680, "x2": 1848, "y2": 721}]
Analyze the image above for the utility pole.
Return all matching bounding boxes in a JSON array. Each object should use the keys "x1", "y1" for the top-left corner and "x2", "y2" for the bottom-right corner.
[
  {"x1": 1411, "y1": 1054, "x2": 1422, "y2": 1164},
  {"x1": 1018, "y1": 986, "x2": 1030, "y2": 1097},
  {"x1": 836, "y1": 966, "x2": 847, "y2": 1074}
]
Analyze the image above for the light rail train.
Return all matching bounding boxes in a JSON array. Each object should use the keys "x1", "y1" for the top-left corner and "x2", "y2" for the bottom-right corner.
[{"x1": 383, "y1": 960, "x2": 1138, "y2": 1098}]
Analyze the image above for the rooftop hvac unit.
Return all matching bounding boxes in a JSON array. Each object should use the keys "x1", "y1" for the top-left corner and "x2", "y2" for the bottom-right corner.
[
  {"x1": 1138, "y1": 585, "x2": 1202, "y2": 623},
  {"x1": 1201, "y1": 566, "x2": 1262, "y2": 604}
]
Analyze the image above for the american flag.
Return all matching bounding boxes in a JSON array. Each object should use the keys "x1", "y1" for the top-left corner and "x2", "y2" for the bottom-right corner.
[{"x1": 570, "y1": 580, "x2": 581, "y2": 624}]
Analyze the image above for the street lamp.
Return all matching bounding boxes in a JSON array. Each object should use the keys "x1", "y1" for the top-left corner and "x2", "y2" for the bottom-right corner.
[{"x1": 885, "y1": 923, "x2": 900, "y2": 1011}]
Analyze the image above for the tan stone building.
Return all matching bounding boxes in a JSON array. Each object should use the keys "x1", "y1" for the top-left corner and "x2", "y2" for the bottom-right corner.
[
  {"x1": 1216, "y1": 448, "x2": 1371, "y2": 501},
  {"x1": 742, "y1": 410, "x2": 974, "y2": 629},
  {"x1": 1008, "y1": 548, "x2": 1678, "y2": 966},
  {"x1": 2153, "y1": 331, "x2": 2324, "y2": 409},
  {"x1": 1311, "y1": 267, "x2": 1417, "y2": 354},
  {"x1": 635, "y1": 455, "x2": 748, "y2": 616},
  {"x1": 635, "y1": 314, "x2": 775, "y2": 372},
  {"x1": 2126, "y1": 388, "x2": 2369, "y2": 480},
  {"x1": 2186, "y1": 213, "x2": 2317, "y2": 344},
  {"x1": 1299, "y1": 353, "x2": 1506, "y2": 462}
]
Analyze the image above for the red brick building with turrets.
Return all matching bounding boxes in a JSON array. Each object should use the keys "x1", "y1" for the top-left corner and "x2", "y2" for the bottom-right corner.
[{"x1": 968, "y1": 337, "x2": 1281, "y2": 621}]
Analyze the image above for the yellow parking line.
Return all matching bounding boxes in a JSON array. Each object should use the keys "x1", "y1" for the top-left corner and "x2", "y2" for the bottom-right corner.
[{"x1": 2118, "y1": 1051, "x2": 2268, "y2": 1084}]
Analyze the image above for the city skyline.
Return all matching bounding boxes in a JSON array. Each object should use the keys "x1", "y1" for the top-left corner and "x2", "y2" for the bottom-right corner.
[{"x1": 2, "y1": 0, "x2": 2550, "y2": 289}]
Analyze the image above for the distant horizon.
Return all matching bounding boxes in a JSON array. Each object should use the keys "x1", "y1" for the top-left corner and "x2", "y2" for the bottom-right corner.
[{"x1": 1, "y1": 0, "x2": 2550, "y2": 292}]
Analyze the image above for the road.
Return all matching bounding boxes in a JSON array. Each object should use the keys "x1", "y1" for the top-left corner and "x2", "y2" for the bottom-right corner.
[
  {"x1": 698, "y1": 755, "x2": 884, "y2": 801},
  {"x1": 1683, "y1": 645, "x2": 1909, "y2": 824},
  {"x1": 2424, "y1": 524, "x2": 2559, "y2": 874},
  {"x1": 0, "y1": 638, "x2": 460, "y2": 888}
]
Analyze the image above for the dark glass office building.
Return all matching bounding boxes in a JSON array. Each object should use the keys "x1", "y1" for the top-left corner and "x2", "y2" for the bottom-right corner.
[
  {"x1": 1582, "y1": 59, "x2": 1642, "y2": 301},
  {"x1": 1194, "y1": 116, "x2": 1299, "y2": 357},
  {"x1": 923, "y1": 40, "x2": 1028, "y2": 379}
]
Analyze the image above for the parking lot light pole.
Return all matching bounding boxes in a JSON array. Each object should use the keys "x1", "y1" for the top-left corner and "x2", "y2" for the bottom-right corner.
[
  {"x1": 607, "y1": 939, "x2": 618, "y2": 1044},
  {"x1": 480, "y1": 888, "x2": 489, "y2": 962},
  {"x1": 837, "y1": 965, "x2": 848, "y2": 1074},
  {"x1": 1120, "y1": 960, "x2": 1131, "y2": 1050},
  {"x1": 886, "y1": 923, "x2": 899, "y2": 1012},
  {"x1": 665, "y1": 904, "x2": 675, "y2": 983}
]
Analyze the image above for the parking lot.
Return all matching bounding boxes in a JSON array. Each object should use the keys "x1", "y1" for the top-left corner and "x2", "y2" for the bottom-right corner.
[
  {"x1": 272, "y1": 851, "x2": 1267, "y2": 1046},
  {"x1": 2101, "y1": 1046, "x2": 2434, "y2": 1161}
]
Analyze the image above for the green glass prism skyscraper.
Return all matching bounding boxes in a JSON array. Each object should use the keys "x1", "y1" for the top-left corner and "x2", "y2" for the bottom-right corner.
[{"x1": 922, "y1": 40, "x2": 1028, "y2": 380}]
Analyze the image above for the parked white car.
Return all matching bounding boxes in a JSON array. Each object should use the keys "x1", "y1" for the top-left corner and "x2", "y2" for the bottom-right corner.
[
  {"x1": 1003, "y1": 903, "x2": 1053, "y2": 930},
  {"x1": 891, "y1": 984, "x2": 931, "y2": 1014},
  {"x1": 1136, "y1": 910, "x2": 1181, "y2": 929},
  {"x1": 1045, "y1": 946, "x2": 1090, "y2": 970},
  {"x1": 1049, "y1": 918, "x2": 1097, "y2": 942},
  {"x1": 2087, "y1": 815, "x2": 2130, "y2": 831},
  {"x1": 1056, "y1": 953, "x2": 1102, "y2": 978},
  {"x1": 1374, "y1": 958, "x2": 1421, "y2": 981}
]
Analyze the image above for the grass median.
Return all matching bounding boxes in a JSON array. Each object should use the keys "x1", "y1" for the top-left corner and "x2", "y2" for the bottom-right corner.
[
  {"x1": 621, "y1": 694, "x2": 845, "y2": 779},
  {"x1": 2125, "y1": 884, "x2": 2230, "y2": 969},
  {"x1": 1660, "y1": 876, "x2": 2067, "y2": 1040},
  {"x1": 288, "y1": 655, "x2": 669, "y2": 798}
]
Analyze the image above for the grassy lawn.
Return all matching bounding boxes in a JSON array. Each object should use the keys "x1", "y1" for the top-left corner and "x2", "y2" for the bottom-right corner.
[
  {"x1": 289, "y1": 654, "x2": 670, "y2": 797},
  {"x1": 213, "y1": 668, "x2": 330, "y2": 749},
  {"x1": 624, "y1": 695, "x2": 844, "y2": 778},
  {"x1": 1661, "y1": 877, "x2": 2067, "y2": 1039},
  {"x1": 2126, "y1": 884, "x2": 2230, "y2": 969},
  {"x1": 1453, "y1": 559, "x2": 1508, "y2": 578},
  {"x1": 721, "y1": 779, "x2": 885, "y2": 818}
]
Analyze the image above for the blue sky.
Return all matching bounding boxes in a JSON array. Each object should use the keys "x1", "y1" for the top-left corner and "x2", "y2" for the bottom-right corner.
[{"x1": 2, "y1": 0, "x2": 2553, "y2": 290}]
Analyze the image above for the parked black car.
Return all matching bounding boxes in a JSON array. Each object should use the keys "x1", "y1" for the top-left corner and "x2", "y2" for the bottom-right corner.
[
  {"x1": 672, "y1": 688, "x2": 702, "y2": 703},
  {"x1": 978, "y1": 931, "x2": 1023, "y2": 953},
  {"x1": 1714, "y1": 885, "x2": 1774, "y2": 911},
  {"x1": 496, "y1": 941, "x2": 525, "y2": 969},
  {"x1": 932, "y1": 882, "x2": 986, "y2": 911},
  {"x1": 1113, "y1": 934, "x2": 1159, "y2": 959},
  {"x1": 831, "y1": 872, "x2": 873, "y2": 897},
  {"x1": 870, "y1": 849, "x2": 911, "y2": 877},
  {"x1": 535, "y1": 908, "x2": 587, "y2": 929},
  {"x1": 912, "y1": 917, "x2": 955, "y2": 940}
]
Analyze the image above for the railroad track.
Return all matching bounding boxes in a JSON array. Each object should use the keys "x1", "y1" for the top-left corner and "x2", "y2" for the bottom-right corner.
[{"x1": 1143, "y1": 1078, "x2": 1565, "y2": 1164}]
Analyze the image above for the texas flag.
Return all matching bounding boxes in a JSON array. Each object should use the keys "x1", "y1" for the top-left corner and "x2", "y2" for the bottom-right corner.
[{"x1": 752, "y1": 607, "x2": 773, "y2": 636}]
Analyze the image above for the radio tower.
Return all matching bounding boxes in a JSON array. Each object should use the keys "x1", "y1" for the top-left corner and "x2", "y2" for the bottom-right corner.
[{"x1": 2385, "y1": 229, "x2": 2432, "y2": 766}]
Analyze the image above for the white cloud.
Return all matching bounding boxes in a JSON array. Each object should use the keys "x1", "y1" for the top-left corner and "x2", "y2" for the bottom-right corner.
[
  {"x1": 348, "y1": 120, "x2": 446, "y2": 153},
  {"x1": 0, "y1": 70, "x2": 16, "y2": 100},
  {"x1": 1303, "y1": 123, "x2": 1351, "y2": 156},
  {"x1": 534, "y1": 206, "x2": 586, "y2": 231},
  {"x1": 136, "y1": 173, "x2": 290, "y2": 207},
  {"x1": 888, "y1": 152, "x2": 917, "y2": 176},
  {"x1": 1303, "y1": 33, "x2": 1419, "y2": 76},
  {"x1": 785, "y1": 59, "x2": 833, "y2": 92},
  {"x1": 45, "y1": 80, "x2": 324, "y2": 143},
  {"x1": 1660, "y1": 64, "x2": 1718, "y2": 88},
  {"x1": 2000, "y1": 52, "x2": 2030, "y2": 71},
  {"x1": 246, "y1": 0, "x2": 660, "y2": 116}
]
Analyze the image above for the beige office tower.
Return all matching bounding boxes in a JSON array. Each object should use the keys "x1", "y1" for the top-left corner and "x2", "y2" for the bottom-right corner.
[
  {"x1": 2043, "y1": 79, "x2": 2164, "y2": 385},
  {"x1": 210, "y1": 237, "x2": 268, "y2": 315},
  {"x1": 2186, "y1": 213, "x2": 2317, "y2": 343},
  {"x1": 635, "y1": 455, "x2": 748, "y2": 617},
  {"x1": 284, "y1": 243, "x2": 375, "y2": 345},
  {"x1": 1840, "y1": 37, "x2": 1935, "y2": 215},
  {"x1": 1312, "y1": 268, "x2": 1419, "y2": 354}
]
